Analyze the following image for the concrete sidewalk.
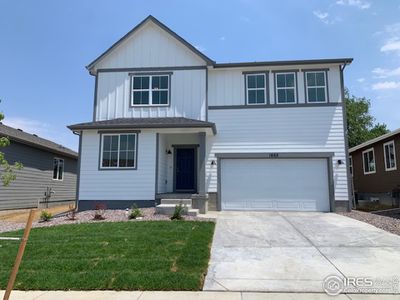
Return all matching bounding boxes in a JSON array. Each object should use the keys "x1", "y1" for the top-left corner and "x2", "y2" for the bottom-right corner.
[{"x1": 1, "y1": 291, "x2": 400, "y2": 299}]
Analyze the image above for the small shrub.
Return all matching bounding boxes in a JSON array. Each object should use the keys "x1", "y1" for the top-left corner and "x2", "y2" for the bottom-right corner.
[
  {"x1": 129, "y1": 204, "x2": 143, "y2": 219},
  {"x1": 93, "y1": 203, "x2": 106, "y2": 220},
  {"x1": 40, "y1": 210, "x2": 53, "y2": 222},
  {"x1": 170, "y1": 203, "x2": 185, "y2": 221}
]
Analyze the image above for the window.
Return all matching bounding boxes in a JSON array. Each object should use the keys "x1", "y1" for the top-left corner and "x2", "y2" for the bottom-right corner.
[
  {"x1": 305, "y1": 71, "x2": 327, "y2": 103},
  {"x1": 349, "y1": 156, "x2": 353, "y2": 176},
  {"x1": 101, "y1": 133, "x2": 137, "y2": 169},
  {"x1": 246, "y1": 73, "x2": 266, "y2": 104},
  {"x1": 53, "y1": 158, "x2": 64, "y2": 180},
  {"x1": 131, "y1": 74, "x2": 169, "y2": 106},
  {"x1": 362, "y1": 148, "x2": 376, "y2": 174},
  {"x1": 275, "y1": 72, "x2": 296, "y2": 104},
  {"x1": 383, "y1": 140, "x2": 397, "y2": 171}
]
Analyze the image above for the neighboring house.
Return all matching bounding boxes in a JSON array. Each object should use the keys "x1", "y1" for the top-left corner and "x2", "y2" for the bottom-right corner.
[
  {"x1": 349, "y1": 129, "x2": 400, "y2": 207},
  {"x1": 0, "y1": 123, "x2": 78, "y2": 210},
  {"x1": 68, "y1": 15, "x2": 352, "y2": 213}
]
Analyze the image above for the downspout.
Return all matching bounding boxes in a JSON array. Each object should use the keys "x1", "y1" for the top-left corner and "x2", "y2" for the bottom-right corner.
[
  {"x1": 73, "y1": 131, "x2": 83, "y2": 211},
  {"x1": 340, "y1": 63, "x2": 353, "y2": 211}
]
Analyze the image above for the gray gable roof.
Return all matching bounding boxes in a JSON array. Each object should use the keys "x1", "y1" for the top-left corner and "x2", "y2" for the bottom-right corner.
[
  {"x1": 86, "y1": 15, "x2": 215, "y2": 72},
  {"x1": 0, "y1": 123, "x2": 78, "y2": 159},
  {"x1": 68, "y1": 117, "x2": 217, "y2": 134}
]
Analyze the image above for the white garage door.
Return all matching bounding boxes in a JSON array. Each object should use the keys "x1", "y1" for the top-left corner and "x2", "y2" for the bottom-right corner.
[{"x1": 220, "y1": 158, "x2": 330, "y2": 212}]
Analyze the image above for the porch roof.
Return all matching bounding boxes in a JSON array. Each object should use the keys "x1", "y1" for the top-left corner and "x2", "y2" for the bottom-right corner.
[{"x1": 68, "y1": 117, "x2": 217, "y2": 134}]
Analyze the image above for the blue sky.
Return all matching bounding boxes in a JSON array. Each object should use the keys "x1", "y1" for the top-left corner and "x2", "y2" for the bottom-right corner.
[{"x1": 1, "y1": 0, "x2": 399, "y2": 151}]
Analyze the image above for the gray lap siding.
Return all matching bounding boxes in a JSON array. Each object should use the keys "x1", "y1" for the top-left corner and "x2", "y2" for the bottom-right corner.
[{"x1": 0, "y1": 141, "x2": 77, "y2": 210}]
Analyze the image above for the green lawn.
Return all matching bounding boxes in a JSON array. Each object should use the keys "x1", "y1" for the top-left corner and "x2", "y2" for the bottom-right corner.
[{"x1": 0, "y1": 221, "x2": 215, "y2": 290}]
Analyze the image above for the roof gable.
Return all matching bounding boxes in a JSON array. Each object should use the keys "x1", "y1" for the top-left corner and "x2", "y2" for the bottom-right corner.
[{"x1": 87, "y1": 15, "x2": 214, "y2": 73}]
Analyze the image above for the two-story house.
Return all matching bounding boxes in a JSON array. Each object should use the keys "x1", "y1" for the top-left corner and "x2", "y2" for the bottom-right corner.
[{"x1": 68, "y1": 15, "x2": 352, "y2": 213}]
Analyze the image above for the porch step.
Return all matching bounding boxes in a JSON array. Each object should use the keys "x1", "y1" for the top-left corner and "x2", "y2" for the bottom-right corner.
[
  {"x1": 160, "y1": 199, "x2": 192, "y2": 205},
  {"x1": 187, "y1": 208, "x2": 199, "y2": 217},
  {"x1": 155, "y1": 204, "x2": 189, "y2": 216},
  {"x1": 156, "y1": 193, "x2": 193, "y2": 200}
]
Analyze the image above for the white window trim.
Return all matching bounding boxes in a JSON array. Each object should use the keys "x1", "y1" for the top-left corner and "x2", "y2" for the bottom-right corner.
[
  {"x1": 383, "y1": 140, "x2": 397, "y2": 171},
  {"x1": 246, "y1": 73, "x2": 267, "y2": 105},
  {"x1": 349, "y1": 155, "x2": 353, "y2": 177},
  {"x1": 305, "y1": 71, "x2": 328, "y2": 103},
  {"x1": 275, "y1": 72, "x2": 297, "y2": 104},
  {"x1": 362, "y1": 148, "x2": 376, "y2": 175},
  {"x1": 131, "y1": 75, "x2": 170, "y2": 107},
  {"x1": 52, "y1": 158, "x2": 64, "y2": 181},
  {"x1": 100, "y1": 133, "x2": 137, "y2": 169}
]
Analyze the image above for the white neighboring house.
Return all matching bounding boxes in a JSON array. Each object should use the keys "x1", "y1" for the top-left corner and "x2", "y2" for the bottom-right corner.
[{"x1": 68, "y1": 15, "x2": 352, "y2": 213}]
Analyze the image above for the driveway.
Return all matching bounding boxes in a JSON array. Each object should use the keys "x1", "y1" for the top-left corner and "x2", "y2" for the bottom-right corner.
[{"x1": 203, "y1": 211, "x2": 400, "y2": 293}]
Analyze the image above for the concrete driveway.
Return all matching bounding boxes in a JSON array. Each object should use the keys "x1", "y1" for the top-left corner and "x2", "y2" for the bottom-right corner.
[{"x1": 203, "y1": 211, "x2": 400, "y2": 293}]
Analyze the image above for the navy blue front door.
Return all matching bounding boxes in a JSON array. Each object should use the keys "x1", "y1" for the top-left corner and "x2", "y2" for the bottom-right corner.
[{"x1": 175, "y1": 148, "x2": 196, "y2": 191}]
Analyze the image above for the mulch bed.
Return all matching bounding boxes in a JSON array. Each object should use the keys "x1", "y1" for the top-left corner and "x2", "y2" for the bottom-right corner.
[
  {"x1": 0, "y1": 208, "x2": 214, "y2": 234},
  {"x1": 339, "y1": 209, "x2": 400, "y2": 236}
]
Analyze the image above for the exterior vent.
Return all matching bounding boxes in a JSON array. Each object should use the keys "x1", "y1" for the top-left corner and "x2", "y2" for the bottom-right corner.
[
  {"x1": 32, "y1": 134, "x2": 38, "y2": 137},
  {"x1": 17, "y1": 128, "x2": 23, "y2": 132}
]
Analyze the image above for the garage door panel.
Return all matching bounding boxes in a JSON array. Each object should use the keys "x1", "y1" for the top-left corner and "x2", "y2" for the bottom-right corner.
[{"x1": 220, "y1": 158, "x2": 330, "y2": 212}]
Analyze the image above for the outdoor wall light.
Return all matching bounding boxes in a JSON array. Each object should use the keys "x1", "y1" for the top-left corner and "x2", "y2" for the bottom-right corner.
[
  {"x1": 338, "y1": 159, "x2": 343, "y2": 165},
  {"x1": 211, "y1": 160, "x2": 216, "y2": 165},
  {"x1": 166, "y1": 149, "x2": 172, "y2": 155}
]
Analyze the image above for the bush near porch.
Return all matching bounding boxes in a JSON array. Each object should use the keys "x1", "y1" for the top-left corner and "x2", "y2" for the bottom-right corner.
[{"x1": 0, "y1": 221, "x2": 215, "y2": 290}]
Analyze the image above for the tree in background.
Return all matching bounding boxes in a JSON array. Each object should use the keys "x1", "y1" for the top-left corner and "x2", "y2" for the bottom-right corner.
[
  {"x1": 0, "y1": 102, "x2": 23, "y2": 186},
  {"x1": 345, "y1": 89, "x2": 389, "y2": 148}
]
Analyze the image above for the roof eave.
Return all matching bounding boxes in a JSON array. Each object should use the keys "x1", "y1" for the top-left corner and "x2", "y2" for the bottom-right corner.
[{"x1": 213, "y1": 58, "x2": 353, "y2": 69}]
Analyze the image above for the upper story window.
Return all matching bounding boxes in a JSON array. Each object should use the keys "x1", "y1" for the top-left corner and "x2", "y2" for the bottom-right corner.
[
  {"x1": 275, "y1": 72, "x2": 296, "y2": 104},
  {"x1": 131, "y1": 74, "x2": 169, "y2": 106},
  {"x1": 246, "y1": 74, "x2": 266, "y2": 105},
  {"x1": 101, "y1": 133, "x2": 137, "y2": 169},
  {"x1": 383, "y1": 140, "x2": 397, "y2": 171},
  {"x1": 362, "y1": 148, "x2": 376, "y2": 175},
  {"x1": 305, "y1": 71, "x2": 328, "y2": 103},
  {"x1": 53, "y1": 158, "x2": 64, "y2": 181}
]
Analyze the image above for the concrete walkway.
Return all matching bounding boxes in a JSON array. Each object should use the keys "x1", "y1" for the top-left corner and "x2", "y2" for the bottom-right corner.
[
  {"x1": 204, "y1": 211, "x2": 400, "y2": 293},
  {"x1": 1, "y1": 291, "x2": 399, "y2": 299}
]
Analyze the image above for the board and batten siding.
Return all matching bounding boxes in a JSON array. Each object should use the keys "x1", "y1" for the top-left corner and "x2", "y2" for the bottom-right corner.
[
  {"x1": 0, "y1": 142, "x2": 77, "y2": 210},
  {"x1": 208, "y1": 65, "x2": 342, "y2": 106},
  {"x1": 95, "y1": 69, "x2": 206, "y2": 121},
  {"x1": 78, "y1": 130, "x2": 156, "y2": 202},
  {"x1": 95, "y1": 22, "x2": 205, "y2": 69},
  {"x1": 206, "y1": 105, "x2": 349, "y2": 202}
]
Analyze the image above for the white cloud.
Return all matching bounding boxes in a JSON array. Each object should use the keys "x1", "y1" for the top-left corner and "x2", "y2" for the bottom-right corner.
[
  {"x1": 380, "y1": 38, "x2": 400, "y2": 54},
  {"x1": 313, "y1": 10, "x2": 329, "y2": 20},
  {"x1": 336, "y1": 0, "x2": 371, "y2": 10},
  {"x1": 372, "y1": 81, "x2": 400, "y2": 90},
  {"x1": 2, "y1": 116, "x2": 77, "y2": 151},
  {"x1": 219, "y1": 36, "x2": 226, "y2": 41},
  {"x1": 194, "y1": 45, "x2": 206, "y2": 52},
  {"x1": 357, "y1": 78, "x2": 366, "y2": 83},
  {"x1": 312, "y1": 10, "x2": 341, "y2": 25},
  {"x1": 372, "y1": 67, "x2": 400, "y2": 78},
  {"x1": 3, "y1": 117, "x2": 51, "y2": 136}
]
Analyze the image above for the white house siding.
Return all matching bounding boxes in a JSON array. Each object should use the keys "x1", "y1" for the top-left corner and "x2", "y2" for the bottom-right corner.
[
  {"x1": 96, "y1": 69, "x2": 206, "y2": 121},
  {"x1": 79, "y1": 130, "x2": 156, "y2": 201},
  {"x1": 206, "y1": 105, "x2": 349, "y2": 202},
  {"x1": 157, "y1": 133, "x2": 200, "y2": 193},
  {"x1": 208, "y1": 65, "x2": 342, "y2": 106},
  {"x1": 95, "y1": 22, "x2": 205, "y2": 69}
]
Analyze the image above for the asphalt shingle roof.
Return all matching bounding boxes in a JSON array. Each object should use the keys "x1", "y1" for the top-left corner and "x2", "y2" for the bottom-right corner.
[
  {"x1": 68, "y1": 117, "x2": 217, "y2": 134},
  {"x1": 0, "y1": 123, "x2": 78, "y2": 159}
]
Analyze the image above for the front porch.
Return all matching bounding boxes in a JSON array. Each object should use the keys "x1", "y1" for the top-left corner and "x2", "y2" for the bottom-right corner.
[{"x1": 155, "y1": 132, "x2": 209, "y2": 215}]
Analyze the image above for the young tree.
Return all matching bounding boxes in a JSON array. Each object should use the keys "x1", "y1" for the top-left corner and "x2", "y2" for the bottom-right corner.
[
  {"x1": 345, "y1": 89, "x2": 389, "y2": 148},
  {"x1": 0, "y1": 107, "x2": 23, "y2": 186}
]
